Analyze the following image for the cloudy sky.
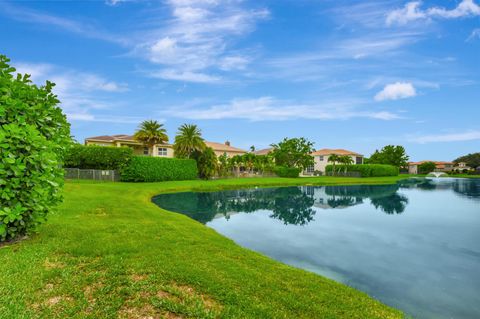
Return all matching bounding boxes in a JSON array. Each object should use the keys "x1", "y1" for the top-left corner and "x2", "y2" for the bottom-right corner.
[{"x1": 1, "y1": 0, "x2": 479, "y2": 160}]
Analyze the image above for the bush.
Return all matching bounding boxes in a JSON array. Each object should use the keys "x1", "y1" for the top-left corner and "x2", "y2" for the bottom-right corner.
[
  {"x1": 121, "y1": 156, "x2": 198, "y2": 182},
  {"x1": 326, "y1": 164, "x2": 399, "y2": 177},
  {"x1": 274, "y1": 166, "x2": 302, "y2": 178},
  {"x1": 0, "y1": 55, "x2": 71, "y2": 242},
  {"x1": 64, "y1": 144, "x2": 133, "y2": 170}
]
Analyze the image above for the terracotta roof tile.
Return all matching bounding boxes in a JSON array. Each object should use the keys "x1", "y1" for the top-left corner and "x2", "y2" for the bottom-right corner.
[
  {"x1": 311, "y1": 149, "x2": 363, "y2": 156},
  {"x1": 205, "y1": 141, "x2": 246, "y2": 153}
]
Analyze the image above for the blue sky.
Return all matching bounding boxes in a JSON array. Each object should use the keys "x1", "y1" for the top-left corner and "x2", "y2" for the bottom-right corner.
[{"x1": 1, "y1": 0, "x2": 479, "y2": 161}]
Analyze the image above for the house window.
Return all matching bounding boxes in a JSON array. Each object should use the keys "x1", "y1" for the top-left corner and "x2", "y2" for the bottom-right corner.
[
  {"x1": 143, "y1": 147, "x2": 149, "y2": 155},
  {"x1": 157, "y1": 147, "x2": 168, "y2": 157},
  {"x1": 306, "y1": 165, "x2": 314, "y2": 173},
  {"x1": 356, "y1": 156, "x2": 363, "y2": 164},
  {"x1": 319, "y1": 156, "x2": 324, "y2": 161}
]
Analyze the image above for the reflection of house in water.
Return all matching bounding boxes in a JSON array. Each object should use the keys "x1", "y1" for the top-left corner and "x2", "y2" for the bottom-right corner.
[{"x1": 300, "y1": 186, "x2": 363, "y2": 209}]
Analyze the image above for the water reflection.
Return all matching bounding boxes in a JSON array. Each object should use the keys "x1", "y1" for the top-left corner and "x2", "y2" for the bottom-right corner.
[{"x1": 154, "y1": 182, "x2": 422, "y2": 225}]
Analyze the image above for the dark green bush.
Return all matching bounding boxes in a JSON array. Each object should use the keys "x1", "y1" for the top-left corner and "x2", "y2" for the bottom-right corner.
[
  {"x1": 274, "y1": 166, "x2": 302, "y2": 178},
  {"x1": 121, "y1": 156, "x2": 198, "y2": 182},
  {"x1": 326, "y1": 164, "x2": 399, "y2": 177},
  {"x1": 0, "y1": 55, "x2": 71, "y2": 242},
  {"x1": 64, "y1": 144, "x2": 133, "y2": 170}
]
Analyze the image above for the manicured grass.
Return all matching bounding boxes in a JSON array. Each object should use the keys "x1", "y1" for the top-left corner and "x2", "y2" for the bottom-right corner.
[{"x1": 0, "y1": 176, "x2": 408, "y2": 319}]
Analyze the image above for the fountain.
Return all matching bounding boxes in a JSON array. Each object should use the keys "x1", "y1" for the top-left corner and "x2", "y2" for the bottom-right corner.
[{"x1": 427, "y1": 172, "x2": 447, "y2": 178}]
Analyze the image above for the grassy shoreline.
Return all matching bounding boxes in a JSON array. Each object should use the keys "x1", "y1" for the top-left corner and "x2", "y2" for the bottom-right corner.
[{"x1": 0, "y1": 176, "x2": 409, "y2": 318}]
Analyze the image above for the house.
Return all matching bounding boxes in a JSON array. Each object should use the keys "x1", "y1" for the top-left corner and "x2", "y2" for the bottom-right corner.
[
  {"x1": 84, "y1": 135, "x2": 246, "y2": 158},
  {"x1": 307, "y1": 149, "x2": 364, "y2": 174},
  {"x1": 253, "y1": 148, "x2": 274, "y2": 156},
  {"x1": 453, "y1": 162, "x2": 471, "y2": 172},
  {"x1": 408, "y1": 161, "x2": 454, "y2": 174}
]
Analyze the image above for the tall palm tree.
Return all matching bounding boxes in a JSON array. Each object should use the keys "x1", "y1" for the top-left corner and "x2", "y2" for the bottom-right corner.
[
  {"x1": 173, "y1": 124, "x2": 206, "y2": 159},
  {"x1": 134, "y1": 120, "x2": 168, "y2": 156},
  {"x1": 328, "y1": 154, "x2": 340, "y2": 176},
  {"x1": 339, "y1": 155, "x2": 354, "y2": 174}
]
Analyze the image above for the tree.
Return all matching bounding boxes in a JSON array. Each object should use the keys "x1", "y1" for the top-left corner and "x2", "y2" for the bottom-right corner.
[
  {"x1": 134, "y1": 120, "x2": 168, "y2": 155},
  {"x1": 368, "y1": 145, "x2": 409, "y2": 168},
  {"x1": 194, "y1": 147, "x2": 218, "y2": 180},
  {"x1": 418, "y1": 161, "x2": 436, "y2": 174},
  {"x1": 454, "y1": 152, "x2": 480, "y2": 169},
  {"x1": 250, "y1": 145, "x2": 256, "y2": 152},
  {"x1": 270, "y1": 137, "x2": 315, "y2": 169},
  {"x1": 173, "y1": 124, "x2": 206, "y2": 159},
  {"x1": 0, "y1": 55, "x2": 71, "y2": 241},
  {"x1": 328, "y1": 154, "x2": 341, "y2": 176},
  {"x1": 339, "y1": 155, "x2": 354, "y2": 173}
]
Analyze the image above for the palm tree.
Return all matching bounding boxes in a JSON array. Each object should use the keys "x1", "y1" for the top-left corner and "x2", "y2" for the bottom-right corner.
[
  {"x1": 173, "y1": 124, "x2": 206, "y2": 159},
  {"x1": 134, "y1": 120, "x2": 168, "y2": 156},
  {"x1": 339, "y1": 155, "x2": 354, "y2": 174},
  {"x1": 328, "y1": 154, "x2": 340, "y2": 176}
]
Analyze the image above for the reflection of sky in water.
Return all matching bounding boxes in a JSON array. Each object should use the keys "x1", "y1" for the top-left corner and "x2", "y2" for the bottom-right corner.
[{"x1": 153, "y1": 179, "x2": 480, "y2": 319}]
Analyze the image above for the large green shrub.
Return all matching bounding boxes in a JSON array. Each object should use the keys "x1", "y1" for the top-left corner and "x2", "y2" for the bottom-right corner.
[
  {"x1": 274, "y1": 166, "x2": 302, "y2": 178},
  {"x1": 64, "y1": 144, "x2": 133, "y2": 170},
  {"x1": 121, "y1": 156, "x2": 198, "y2": 182},
  {"x1": 0, "y1": 55, "x2": 70, "y2": 241},
  {"x1": 326, "y1": 164, "x2": 399, "y2": 177}
]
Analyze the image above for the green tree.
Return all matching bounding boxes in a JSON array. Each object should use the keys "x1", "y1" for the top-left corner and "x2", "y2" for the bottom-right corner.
[
  {"x1": 327, "y1": 154, "x2": 341, "y2": 176},
  {"x1": 173, "y1": 124, "x2": 206, "y2": 159},
  {"x1": 418, "y1": 161, "x2": 437, "y2": 174},
  {"x1": 368, "y1": 145, "x2": 409, "y2": 168},
  {"x1": 134, "y1": 120, "x2": 168, "y2": 156},
  {"x1": 339, "y1": 155, "x2": 354, "y2": 173},
  {"x1": 271, "y1": 137, "x2": 314, "y2": 169},
  {"x1": 454, "y1": 152, "x2": 480, "y2": 169},
  {"x1": 0, "y1": 55, "x2": 71, "y2": 241},
  {"x1": 194, "y1": 147, "x2": 218, "y2": 180}
]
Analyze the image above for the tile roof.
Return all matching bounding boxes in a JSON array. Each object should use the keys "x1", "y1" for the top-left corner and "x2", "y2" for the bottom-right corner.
[
  {"x1": 253, "y1": 147, "x2": 274, "y2": 155},
  {"x1": 205, "y1": 141, "x2": 247, "y2": 153},
  {"x1": 311, "y1": 149, "x2": 363, "y2": 156},
  {"x1": 409, "y1": 161, "x2": 454, "y2": 166}
]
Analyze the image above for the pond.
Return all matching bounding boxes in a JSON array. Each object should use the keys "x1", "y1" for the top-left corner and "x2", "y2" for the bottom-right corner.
[{"x1": 152, "y1": 178, "x2": 480, "y2": 319}]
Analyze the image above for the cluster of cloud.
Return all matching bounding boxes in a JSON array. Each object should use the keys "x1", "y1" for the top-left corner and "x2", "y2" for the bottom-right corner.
[
  {"x1": 411, "y1": 130, "x2": 480, "y2": 143},
  {"x1": 374, "y1": 82, "x2": 417, "y2": 101},
  {"x1": 467, "y1": 28, "x2": 480, "y2": 41},
  {"x1": 135, "y1": 0, "x2": 268, "y2": 83},
  {"x1": 161, "y1": 96, "x2": 401, "y2": 121},
  {"x1": 386, "y1": 0, "x2": 480, "y2": 26},
  {"x1": 14, "y1": 62, "x2": 132, "y2": 122}
]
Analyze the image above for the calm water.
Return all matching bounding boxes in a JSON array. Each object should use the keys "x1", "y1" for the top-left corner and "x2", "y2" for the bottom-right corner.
[{"x1": 153, "y1": 178, "x2": 480, "y2": 319}]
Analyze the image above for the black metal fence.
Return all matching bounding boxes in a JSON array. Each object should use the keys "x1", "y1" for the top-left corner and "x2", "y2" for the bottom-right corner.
[{"x1": 65, "y1": 168, "x2": 120, "y2": 181}]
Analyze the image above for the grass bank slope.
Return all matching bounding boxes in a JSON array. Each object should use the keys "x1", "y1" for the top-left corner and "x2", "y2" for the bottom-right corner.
[{"x1": 0, "y1": 176, "x2": 406, "y2": 318}]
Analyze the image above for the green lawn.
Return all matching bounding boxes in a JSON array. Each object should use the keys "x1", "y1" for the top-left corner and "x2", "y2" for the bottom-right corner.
[{"x1": 0, "y1": 176, "x2": 409, "y2": 319}]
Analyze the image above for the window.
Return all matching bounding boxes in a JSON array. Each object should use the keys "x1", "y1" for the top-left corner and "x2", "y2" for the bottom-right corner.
[
  {"x1": 157, "y1": 147, "x2": 168, "y2": 157},
  {"x1": 319, "y1": 156, "x2": 324, "y2": 161},
  {"x1": 143, "y1": 147, "x2": 149, "y2": 155},
  {"x1": 356, "y1": 156, "x2": 363, "y2": 164},
  {"x1": 306, "y1": 165, "x2": 314, "y2": 173}
]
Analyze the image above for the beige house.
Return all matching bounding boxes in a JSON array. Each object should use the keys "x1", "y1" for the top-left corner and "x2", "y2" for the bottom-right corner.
[
  {"x1": 308, "y1": 149, "x2": 364, "y2": 174},
  {"x1": 408, "y1": 161, "x2": 454, "y2": 174},
  {"x1": 84, "y1": 135, "x2": 246, "y2": 158}
]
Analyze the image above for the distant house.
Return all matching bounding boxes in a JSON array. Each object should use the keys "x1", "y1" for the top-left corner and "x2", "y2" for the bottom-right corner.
[
  {"x1": 408, "y1": 161, "x2": 454, "y2": 174},
  {"x1": 453, "y1": 162, "x2": 471, "y2": 172},
  {"x1": 84, "y1": 135, "x2": 246, "y2": 158},
  {"x1": 253, "y1": 147, "x2": 274, "y2": 156},
  {"x1": 308, "y1": 149, "x2": 364, "y2": 174}
]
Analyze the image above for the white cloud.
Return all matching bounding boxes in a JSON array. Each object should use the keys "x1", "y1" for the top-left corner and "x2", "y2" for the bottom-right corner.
[
  {"x1": 137, "y1": 0, "x2": 269, "y2": 82},
  {"x1": 161, "y1": 96, "x2": 401, "y2": 121},
  {"x1": 374, "y1": 82, "x2": 417, "y2": 101},
  {"x1": 410, "y1": 130, "x2": 480, "y2": 143},
  {"x1": 467, "y1": 28, "x2": 480, "y2": 41},
  {"x1": 14, "y1": 62, "x2": 128, "y2": 121},
  {"x1": 386, "y1": 0, "x2": 480, "y2": 26}
]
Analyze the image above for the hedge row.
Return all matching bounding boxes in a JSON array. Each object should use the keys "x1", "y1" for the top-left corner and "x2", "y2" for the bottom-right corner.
[
  {"x1": 121, "y1": 156, "x2": 198, "y2": 182},
  {"x1": 64, "y1": 145, "x2": 133, "y2": 170},
  {"x1": 274, "y1": 166, "x2": 302, "y2": 178},
  {"x1": 326, "y1": 164, "x2": 399, "y2": 177}
]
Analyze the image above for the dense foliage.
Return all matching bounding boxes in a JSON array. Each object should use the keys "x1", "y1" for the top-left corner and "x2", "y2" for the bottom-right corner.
[
  {"x1": 367, "y1": 145, "x2": 409, "y2": 168},
  {"x1": 120, "y1": 156, "x2": 197, "y2": 182},
  {"x1": 271, "y1": 137, "x2": 314, "y2": 169},
  {"x1": 454, "y1": 152, "x2": 480, "y2": 169},
  {"x1": 193, "y1": 147, "x2": 217, "y2": 180},
  {"x1": 418, "y1": 161, "x2": 436, "y2": 174},
  {"x1": 173, "y1": 123, "x2": 206, "y2": 159},
  {"x1": 0, "y1": 55, "x2": 70, "y2": 241},
  {"x1": 64, "y1": 144, "x2": 133, "y2": 170},
  {"x1": 326, "y1": 164, "x2": 399, "y2": 177},
  {"x1": 274, "y1": 166, "x2": 302, "y2": 178}
]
